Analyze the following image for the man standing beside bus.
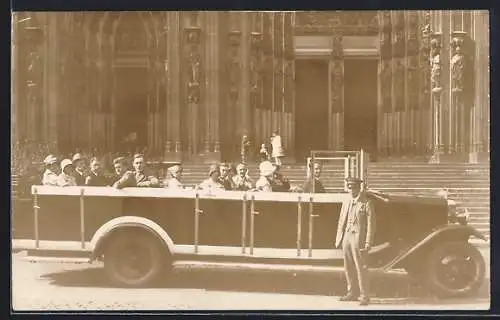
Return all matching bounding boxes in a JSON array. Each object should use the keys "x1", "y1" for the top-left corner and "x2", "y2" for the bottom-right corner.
[{"x1": 335, "y1": 177, "x2": 376, "y2": 306}]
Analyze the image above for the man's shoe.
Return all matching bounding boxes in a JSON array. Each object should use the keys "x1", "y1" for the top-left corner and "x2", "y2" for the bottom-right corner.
[
  {"x1": 359, "y1": 297, "x2": 370, "y2": 306},
  {"x1": 339, "y1": 294, "x2": 359, "y2": 302}
]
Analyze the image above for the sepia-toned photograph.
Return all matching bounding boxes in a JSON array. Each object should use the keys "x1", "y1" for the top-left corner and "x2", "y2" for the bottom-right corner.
[{"x1": 11, "y1": 10, "x2": 490, "y2": 312}]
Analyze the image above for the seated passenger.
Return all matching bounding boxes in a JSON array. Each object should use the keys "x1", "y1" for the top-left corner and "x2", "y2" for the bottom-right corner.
[
  {"x1": 114, "y1": 154, "x2": 160, "y2": 189},
  {"x1": 302, "y1": 161, "x2": 326, "y2": 193},
  {"x1": 255, "y1": 161, "x2": 276, "y2": 192},
  {"x1": 85, "y1": 157, "x2": 110, "y2": 186},
  {"x1": 197, "y1": 164, "x2": 225, "y2": 190},
  {"x1": 164, "y1": 165, "x2": 184, "y2": 189},
  {"x1": 57, "y1": 159, "x2": 77, "y2": 187},
  {"x1": 72, "y1": 153, "x2": 88, "y2": 186},
  {"x1": 109, "y1": 156, "x2": 127, "y2": 185},
  {"x1": 42, "y1": 154, "x2": 59, "y2": 186},
  {"x1": 271, "y1": 164, "x2": 292, "y2": 192},
  {"x1": 219, "y1": 163, "x2": 235, "y2": 190},
  {"x1": 232, "y1": 163, "x2": 254, "y2": 191}
]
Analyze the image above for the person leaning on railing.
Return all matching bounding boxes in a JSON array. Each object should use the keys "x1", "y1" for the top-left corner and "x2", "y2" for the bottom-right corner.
[{"x1": 113, "y1": 153, "x2": 160, "y2": 189}]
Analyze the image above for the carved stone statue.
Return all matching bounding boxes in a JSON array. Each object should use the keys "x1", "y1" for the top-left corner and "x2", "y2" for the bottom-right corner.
[
  {"x1": 451, "y1": 36, "x2": 465, "y2": 93},
  {"x1": 430, "y1": 37, "x2": 442, "y2": 92},
  {"x1": 187, "y1": 50, "x2": 201, "y2": 104}
]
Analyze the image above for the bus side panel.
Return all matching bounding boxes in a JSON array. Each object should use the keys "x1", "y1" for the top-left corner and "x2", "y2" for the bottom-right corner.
[
  {"x1": 37, "y1": 195, "x2": 81, "y2": 241},
  {"x1": 83, "y1": 196, "x2": 124, "y2": 241},
  {"x1": 252, "y1": 201, "x2": 342, "y2": 249},
  {"x1": 309, "y1": 202, "x2": 342, "y2": 249}
]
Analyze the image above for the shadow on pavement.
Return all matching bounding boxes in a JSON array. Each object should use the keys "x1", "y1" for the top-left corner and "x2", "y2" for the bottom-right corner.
[{"x1": 39, "y1": 267, "x2": 490, "y2": 304}]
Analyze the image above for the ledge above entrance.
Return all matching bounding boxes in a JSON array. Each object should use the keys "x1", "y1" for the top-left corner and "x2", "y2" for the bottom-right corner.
[{"x1": 295, "y1": 35, "x2": 379, "y2": 58}]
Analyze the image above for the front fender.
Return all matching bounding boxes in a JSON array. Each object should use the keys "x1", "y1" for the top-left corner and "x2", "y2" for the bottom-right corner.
[
  {"x1": 384, "y1": 224, "x2": 486, "y2": 270},
  {"x1": 89, "y1": 216, "x2": 175, "y2": 261}
]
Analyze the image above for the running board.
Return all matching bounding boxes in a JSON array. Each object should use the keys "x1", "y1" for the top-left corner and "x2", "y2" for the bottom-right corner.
[{"x1": 172, "y1": 260, "x2": 406, "y2": 275}]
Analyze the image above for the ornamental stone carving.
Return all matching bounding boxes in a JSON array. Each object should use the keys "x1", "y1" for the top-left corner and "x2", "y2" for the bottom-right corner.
[
  {"x1": 430, "y1": 33, "x2": 443, "y2": 93},
  {"x1": 250, "y1": 32, "x2": 262, "y2": 110},
  {"x1": 419, "y1": 11, "x2": 431, "y2": 107},
  {"x1": 185, "y1": 27, "x2": 202, "y2": 104},
  {"x1": 331, "y1": 60, "x2": 343, "y2": 113},
  {"x1": 450, "y1": 31, "x2": 466, "y2": 93}
]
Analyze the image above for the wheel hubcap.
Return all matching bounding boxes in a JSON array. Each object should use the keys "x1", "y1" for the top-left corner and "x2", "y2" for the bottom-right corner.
[
  {"x1": 438, "y1": 253, "x2": 478, "y2": 292},
  {"x1": 115, "y1": 243, "x2": 153, "y2": 281}
]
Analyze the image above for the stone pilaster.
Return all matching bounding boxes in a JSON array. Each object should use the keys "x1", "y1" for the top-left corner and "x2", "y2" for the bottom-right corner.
[
  {"x1": 418, "y1": 11, "x2": 432, "y2": 155},
  {"x1": 329, "y1": 32, "x2": 344, "y2": 150},
  {"x1": 183, "y1": 12, "x2": 203, "y2": 160},
  {"x1": 379, "y1": 11, "x2": 392, "y2": 156},
  {"x1": 204, "y1": 11, "x2": 221, "y2": 162},
  {"x1": 165, "y1": 11, "x2": 182, "y2": 162}
]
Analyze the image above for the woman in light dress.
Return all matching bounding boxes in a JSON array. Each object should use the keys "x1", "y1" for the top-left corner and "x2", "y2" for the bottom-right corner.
[{"x1": 270, "y1": 131, "x2": 284, "y2": 166}]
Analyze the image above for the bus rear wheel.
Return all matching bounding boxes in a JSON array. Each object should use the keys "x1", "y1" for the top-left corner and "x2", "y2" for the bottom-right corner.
[{"x1": 103, "y1": 232, "x2": 166, "y2": 287}]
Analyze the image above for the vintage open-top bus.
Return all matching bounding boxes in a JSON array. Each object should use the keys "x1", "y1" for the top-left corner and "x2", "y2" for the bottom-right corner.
[{"x1": 12, "y1": 150, "x2": 487, "y2": 298}]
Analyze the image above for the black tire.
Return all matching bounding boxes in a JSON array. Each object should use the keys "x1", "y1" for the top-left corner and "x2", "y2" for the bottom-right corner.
[
  {"x1": 103, "y1": 232, "x2": 169, "y2": 287},
  {"x1": 424, "y1": 241, "x2": 485, "y2": 298}
]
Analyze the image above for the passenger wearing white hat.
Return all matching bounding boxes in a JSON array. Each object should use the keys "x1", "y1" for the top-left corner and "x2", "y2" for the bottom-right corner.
[
  {"x1": 57, "y1": 159, "x2": 77, "y2": 187},
  {"x1": 255, "y1": 161, "x2": 276, "y2": 192},
  {"x1": 42, "y1": 154, "x2": 59, "y2": 186}
]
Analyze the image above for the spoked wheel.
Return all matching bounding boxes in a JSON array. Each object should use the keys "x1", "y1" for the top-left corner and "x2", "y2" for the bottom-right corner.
[
  {"x1": 424, "y1": 241, "x2": 485, "y2": 298},
  {"x1": 103, "y1": 232, "x2": 168, "y2": 287}
]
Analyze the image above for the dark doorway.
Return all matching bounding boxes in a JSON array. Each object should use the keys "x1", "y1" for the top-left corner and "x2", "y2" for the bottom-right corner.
[
  {"x1": 343, "y1": 59, "x2": 378, "y2": 156},
  {"x1": 114, "y1": 66, "x2": 149, "y2": 154},
  {"x1": 294, "y1": 59, "x2": 329, "y2": 162}
]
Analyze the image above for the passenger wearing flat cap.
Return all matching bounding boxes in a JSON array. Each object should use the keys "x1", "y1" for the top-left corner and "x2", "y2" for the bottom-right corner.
[
  {"x1": 335, "y1": 177, "x2": 376, "y2": 306},
  {"x1": 42, "y1": 154, "x2": 59, "y2": 186},
  {"x1": 302, "y1": 161, "x2": 326, "y2": 193},
  {"x1": 85, "y1": 157, "x2": 110, "y2": 187},
  {"x1": 197, "y1": 164, "x2": 225, "y2": 190},
  {"x1": 232, "y1": 163, "x2": 254, "y2": 191},
  {"x1": 164, "y1": 165, "x2": 184, "y2": 189},
  {"x1": 255, "y1": 161, "x2": 276, "y2": 192},
  {"x1": 114, "y1": 154, "x2": 160, "y2": 189},
  {"x1": 71, "y1": 153, "x2": 88, "y2": 186},
  {"x1": 57, "y1": 159, "x2": 77, "y2": 187}
]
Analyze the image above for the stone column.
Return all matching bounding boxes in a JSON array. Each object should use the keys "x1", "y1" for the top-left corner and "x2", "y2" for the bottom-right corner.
[
  {"x1": 470, "y1": 10, "x2": 489, "y2": 162},
  {"x1": 226, "y1": 13, "x2": 242, "y2": 161},
  {"x1": 329, "y1": 32, "x2": 344, "y2": 150},
  {"x1": 183, "y1": 12, "x2": 203, "y2": 160},
  {"x1": 165, "y1": 11, "x2": 182, "y2": 162},
  {"x1": 379, "y1": 11, "x2": 393, "y2": 156},
  {"x1": 450, "y1": 30, "x2": 467, "y2": 157},
  {"x1": 418, "y1": 11, "x2": 432, "y2": 156},
  {"x1": 428, "y1": 31, "x2": 444, "y2": 164},
  {"x1": 204, "y1": 11, "x2": 221, "y2": 162}
]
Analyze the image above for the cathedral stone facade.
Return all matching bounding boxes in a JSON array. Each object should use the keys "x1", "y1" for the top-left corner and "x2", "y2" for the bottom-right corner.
[{"x1": 12, "y1": 11, "x2": 490, "y2": 163}]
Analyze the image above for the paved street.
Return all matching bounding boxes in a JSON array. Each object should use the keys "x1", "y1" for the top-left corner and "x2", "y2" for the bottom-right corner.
[{"x1": 12, "y1": 251, "x2": 490, "y2": 312}]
